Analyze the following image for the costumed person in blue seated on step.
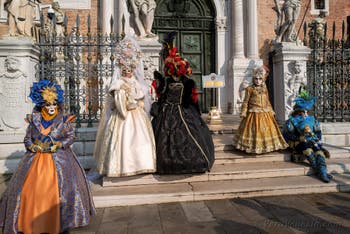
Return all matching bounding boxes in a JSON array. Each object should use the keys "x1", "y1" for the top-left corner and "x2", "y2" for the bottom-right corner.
[
  {"x1": 94, "y1": 36, "x2": 156, "y2": 177},
  {"x1": 282, "y1": 89, "x2": 332, "y2": 183},
  {"x1": 151, "y1": 33, "x2": 215, "y2": 174},
  {"x1": 234, "y1": 65, "x2": 288, "y2": 154},
  {"x1": 0, "y1": 80, "x2": 96, "y2": 234}
]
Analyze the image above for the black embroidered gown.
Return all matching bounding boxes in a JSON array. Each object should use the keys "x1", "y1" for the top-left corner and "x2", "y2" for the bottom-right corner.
[{"x1": 152, "y1": 75, "x2": 215, "y2": 174}]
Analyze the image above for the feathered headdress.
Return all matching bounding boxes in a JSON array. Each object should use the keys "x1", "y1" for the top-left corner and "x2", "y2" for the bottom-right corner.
[
  {"x1": 162, "y1": 32, "x2": 192, "y2": 77},
  {"x1": 293, "y1": 89, "x2": 315, "y2": 111},
  {"x1": 252, "y1": 65, "x2": 269, "y2": 80},
  {"x1": 29, "y1": 80, "x2": 64, "y2": 107},
  {"x1": 115, "y1": 36, "x2": 142, "y2": 71}
]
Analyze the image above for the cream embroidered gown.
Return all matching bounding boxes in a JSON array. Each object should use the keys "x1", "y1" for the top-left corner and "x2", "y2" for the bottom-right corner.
[{"x1": 94, "y1": 76, "x2": 156, "y2": 177}]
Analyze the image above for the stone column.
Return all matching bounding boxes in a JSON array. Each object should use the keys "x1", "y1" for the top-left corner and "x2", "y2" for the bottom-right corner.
[
  {"x1": 102, "y1": 0, "x2": 114, "y2": 34},
  {"x1": 116, "y1": 0, "x2": 123, "y2": 36},
  {"x1": 215, "y1": 17, "x2": 227, "y2": 112},
  {"x1": 246, "y1": 0, "x2": 258, "y2": 58},
  {"x1": 0, "y1": 37, "x2": 40, "y2": 173},
  {"x1": 232, "y1": 0, "x2": 245, "y2": 58},
  {"x1": 227, "y1": 0, "x2": 253, "y2": 114},
  {"x1": 272, "y1": 42, "x2": 311, "y2": 123}
]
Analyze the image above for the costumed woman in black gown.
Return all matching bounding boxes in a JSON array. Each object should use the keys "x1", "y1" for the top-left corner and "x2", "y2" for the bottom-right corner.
[{"x1": 151, "y1": 37, "x2": 215, "y2": 174}]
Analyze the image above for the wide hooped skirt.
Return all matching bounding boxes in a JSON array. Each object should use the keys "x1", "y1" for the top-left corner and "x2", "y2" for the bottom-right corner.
[{"x1": 234, "y1": 112, "x2": 288, "y2": 154}]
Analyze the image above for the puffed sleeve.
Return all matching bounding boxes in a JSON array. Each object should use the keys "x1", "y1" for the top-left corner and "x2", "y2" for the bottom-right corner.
[
  {"x1": 109, "y1": 79, "x2": 128, "y2": 119},
  {"x1": 282, "y1": 118, "x2": 299, "y2": 143},
  {"x1": 241, "y1": 87, "x2": 251, "y2": 117},
  {"x1": 114, "y1": 89, "x2": 128, "y2": 119},
  {"x1": 61, "y1": 115, "x2": 76, "y2": 148},
  {"x1": 23, "y1": 125, "x2": 34, "y2": 151}
]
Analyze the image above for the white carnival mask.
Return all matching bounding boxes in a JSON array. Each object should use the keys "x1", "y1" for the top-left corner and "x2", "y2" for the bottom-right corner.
[{"x1": 44, "y1": 102, "x2": 58, "y2": 115}]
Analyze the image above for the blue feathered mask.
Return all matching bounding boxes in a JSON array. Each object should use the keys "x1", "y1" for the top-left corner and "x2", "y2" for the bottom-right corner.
[
  {"x1": 29, "y1": 80, "x2": 64, "y2": 107},
  {"x1": 293, "y1": 89, "x2": 315, "y2": 111}
]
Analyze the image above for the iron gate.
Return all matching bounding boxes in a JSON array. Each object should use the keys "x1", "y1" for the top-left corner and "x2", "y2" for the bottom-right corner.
[
  {"x1": 36, "y1": 14, "x2": 120, "y2": 128},
  {"x1": 306, "y1": 20, "x2": 350, "y2": 122}
]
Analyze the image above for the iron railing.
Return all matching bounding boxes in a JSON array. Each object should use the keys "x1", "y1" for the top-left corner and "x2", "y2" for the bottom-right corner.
[
  {"x1": 305, "y1": 20, "x2": 350, "y2": 122},
  {"x1": 36, "y1": 13, "x2": 121, "y2": 127}
]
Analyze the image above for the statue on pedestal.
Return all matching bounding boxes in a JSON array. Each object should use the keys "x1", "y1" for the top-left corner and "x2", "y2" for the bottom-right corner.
[
  {"x1": 274, "y1": 0, "x2": 301, "y2": 42},
  {"x1": 4, "y1": 0, "x2": 40, "y2": 37},
  {"x1": 308, "y1": 11, "x2": 326, "y2": 48},
  {"x1": 127, "y1": 0, "x2": 157, "y2": 39},
  {"x1": 48, "y1": 1, "x2": 65, "y2": 37}
]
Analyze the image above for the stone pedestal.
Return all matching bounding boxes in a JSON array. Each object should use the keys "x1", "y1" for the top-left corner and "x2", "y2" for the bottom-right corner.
[
  {"x1": 228, "y1": 58, "x2": 262, "y2": 114},
  {"x1": 272, "y1": 42, "x2": 311, "y2": 123},
  {"x1": 138, "y1": 39, "x2": 162, "y2": 85},
  {"x1": 0, "y1": 37, "x2": 39, "y2": 173}
]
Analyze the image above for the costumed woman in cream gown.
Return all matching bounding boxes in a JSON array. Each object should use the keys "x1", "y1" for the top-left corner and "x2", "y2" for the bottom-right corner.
[
  {"x1": 0, "y1": 80, "x2": 95, "y2": 234},
  {"x1": 234, "y1": 65, "x2": 288, "y2": 154},
  {"x1": 94, "y1": 36, "x2": 156, "y2": 177}
]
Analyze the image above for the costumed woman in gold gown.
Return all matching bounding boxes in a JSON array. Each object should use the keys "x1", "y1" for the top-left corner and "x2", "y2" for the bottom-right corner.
[
  {"x1": 0, "y1": 80, "x2": 95, "y2": 233},
  {"x1": 234, "y1": 65, "x2": 288, "y2": 154}
]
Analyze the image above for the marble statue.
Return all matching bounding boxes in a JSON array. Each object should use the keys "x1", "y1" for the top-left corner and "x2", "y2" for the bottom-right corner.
[
  {"x1": 4, "y1": 0, "x2": 39, "y2": 37},
  {"x1": 308, "y1": 11, "x2": 326, "y2": 48},
  {"x1": 127, "y1": 0, "x2": 157, "y2": 39},
  {"x1": 274, "y1": 0, "x2": 301, "y2": 42},
  {"x1": 48, "y1": 1, "x2": 65, "y2": 36},
  {"x1": 285, "y1": 60, "x2": 307, "y2": 112}
]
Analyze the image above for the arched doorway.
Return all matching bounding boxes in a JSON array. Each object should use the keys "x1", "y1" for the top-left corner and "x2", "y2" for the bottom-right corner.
[{"x1": 153, "y1": 0, "x2": 216, "y2": 112}]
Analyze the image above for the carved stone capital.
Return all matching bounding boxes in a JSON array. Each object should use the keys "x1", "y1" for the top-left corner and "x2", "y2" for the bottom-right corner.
[{"x1": 215, "y1": 17, "x2": 227, "y2": 32}]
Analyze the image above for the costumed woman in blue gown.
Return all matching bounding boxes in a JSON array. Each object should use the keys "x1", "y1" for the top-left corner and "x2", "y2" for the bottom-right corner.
[{"x1": 0, "y1": 80, "x2": 95, "y2": 233}]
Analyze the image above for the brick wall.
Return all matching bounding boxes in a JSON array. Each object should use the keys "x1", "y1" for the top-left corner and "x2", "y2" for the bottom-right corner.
[{"x1": 41, "y1": 0, "x2": 99, "y2": 34}]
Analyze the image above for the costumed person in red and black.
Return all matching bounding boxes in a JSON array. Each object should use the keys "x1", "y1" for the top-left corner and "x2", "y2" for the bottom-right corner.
[
  {"x1": 234, "y1": 65, "x2": 288, "y2": 154},
  {"x1": 282, "y1": 89, "x2": 332, "y2": 183},
  {"x1": 0, "y1": 80, "x2": 96, "y2": 233},
  {"x1": 151, "y1": 33, "x2": 215, "y2": 174}
]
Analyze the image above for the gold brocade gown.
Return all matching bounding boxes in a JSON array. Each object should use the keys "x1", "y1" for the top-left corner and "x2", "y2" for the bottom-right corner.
[{"x1": 234, "y1": 84, "x2": 288, "y2": 154}]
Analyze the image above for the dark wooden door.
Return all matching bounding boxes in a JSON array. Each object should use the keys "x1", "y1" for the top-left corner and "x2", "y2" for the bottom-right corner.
[{"x1": 153, "y1": 0, "x2": 216, "y2": 112}]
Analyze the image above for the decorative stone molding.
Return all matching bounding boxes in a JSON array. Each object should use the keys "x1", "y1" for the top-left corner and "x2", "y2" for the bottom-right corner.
[
  {"x1": 272, "y1": 42, "x2": 311, "y2": 123},
  {"x1": 284, "y1": 60, "x2": 307, "y2": 113},
  {"x1": 0, "y1": 37, "x2": 39, "y2": 136},
  {"x1": 57, "y1": 0, "x2": 91, "y2": 9},
  {"x1": 215, "y1": 17, "x2": 227, "y2": 32}
]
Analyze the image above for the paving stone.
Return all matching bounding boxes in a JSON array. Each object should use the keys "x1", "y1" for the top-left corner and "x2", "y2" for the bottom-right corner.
[
  {"x1": 128, "y1": 204, "x2": 162, "y2": 233},
  {"x1": 230, "y1": 198, "x2": 275, "y2": 223},
  {"x1": 205, "y1": 200, "x2": 277, "y2": 234},
  {"x1": 157, "y1": 203, "x2": 187, "y2": 233},
  {"x1": 181, "y1": 201, "x2": 216, "y2": 223},
  {"x1": 255, "y1": 196, "x2": 349, "y2": 233}
]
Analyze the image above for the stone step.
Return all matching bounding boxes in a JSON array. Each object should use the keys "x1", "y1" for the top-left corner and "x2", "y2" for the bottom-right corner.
[
  {"x1": 92, "y1": 174, "x2": 350, "y2": 207},
  {"x1": 213, "y1": 134, "x2": 350, "y2": 160},
  {"x1": 102, "y1": 158, "x2": 350, "y2": 187}
]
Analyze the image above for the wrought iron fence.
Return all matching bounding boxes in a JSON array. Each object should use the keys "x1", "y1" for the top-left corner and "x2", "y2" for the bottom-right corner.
[
  {"x1": 305, "y1": 20, "x2": 350, "y2": 122},
  {"x1": 36, "y1": 13, "x2": 121, "y2": 128}
]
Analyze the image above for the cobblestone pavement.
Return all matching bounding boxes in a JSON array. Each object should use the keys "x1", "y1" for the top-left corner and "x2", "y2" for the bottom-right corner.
[{"x1": 69, "y1": 192, "x2": 350, "y2": 234}]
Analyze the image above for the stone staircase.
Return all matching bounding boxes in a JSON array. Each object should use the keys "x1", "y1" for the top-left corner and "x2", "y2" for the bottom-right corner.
[{"x1": 91, "y1": 115, "x2": 350, "y2": 208}]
